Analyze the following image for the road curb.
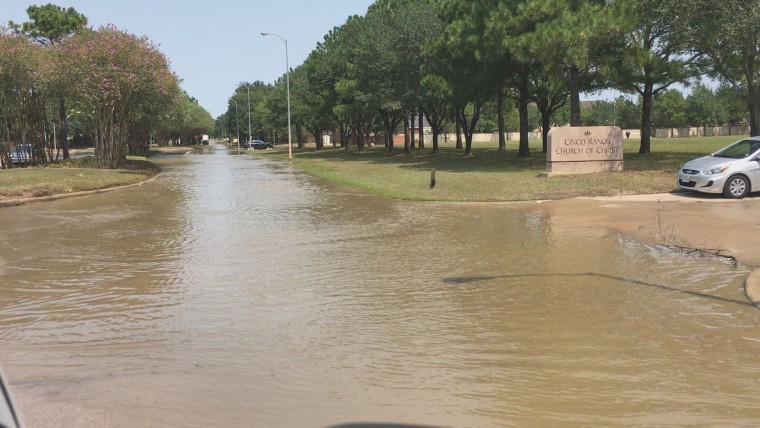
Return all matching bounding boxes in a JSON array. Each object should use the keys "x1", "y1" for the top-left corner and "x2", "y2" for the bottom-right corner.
[{"x1": 745, "y1": 268, "x2": 760, "y2": 307}]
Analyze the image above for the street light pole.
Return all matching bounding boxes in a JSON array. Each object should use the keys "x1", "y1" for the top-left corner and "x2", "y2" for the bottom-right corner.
[
  {"x1": 261, "y1": 31, "x2": 292, "y2": 162},
  {"x1": 243, "y1": 82, "x2": 252, "y2": 145},
  {"x1": 233, "y1": 98, "x2": 240, "y2": 150}
]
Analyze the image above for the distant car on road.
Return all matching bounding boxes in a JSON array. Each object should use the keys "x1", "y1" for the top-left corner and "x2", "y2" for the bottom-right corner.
[
  {"x1": 248, "y1": 140, "x2": 273, "y2": 150},
  {"x1": 10, "y1": 144, "x2": 32, "y2": 165},
  {"x1": 677, "y1": 136, "x2": 760, "y2": 199}
]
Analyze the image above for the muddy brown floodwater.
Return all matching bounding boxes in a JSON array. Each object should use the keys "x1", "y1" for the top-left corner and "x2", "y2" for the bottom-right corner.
[{"x1": 1, "y1": 145, "x2": 759, "y2": 427}]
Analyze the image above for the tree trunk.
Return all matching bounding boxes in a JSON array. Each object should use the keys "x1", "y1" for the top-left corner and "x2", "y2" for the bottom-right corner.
[
  {"x1": 497, "y1": 90, "x2": 506, "y2": 151},
  {"x1": 639, "y1": 82, "x2": 654, "y2": 154},
  {"x1": 569, "y1": 65, "x2": 582, "y2": 126},
  {"x1": 418, "y1": 108, "x2": 425, "y2": 150},
  {"x1": 429, "y1": 109, "x2": 440, "y2": 153},
  {"x1": 296, "y1": 124, "x2": 304, "y2": 148},
  {"x1": 542, "y1": 113, "x2": 551, "y2": 154},
  {"x1": 313, "y1": 129, "x2": 324, "y2": 150},
  {"x1": 409, "y1": 112, "x2": 415, "y2": 150},
  {"x1": 455, "y1": 111, "x2": 463, "y2": 150},
  {"x1": 403, "y1": 116, "x2": 410, "y2": 154},
  {"x1": 518, "y1": 78, "x2": 531, "y2": 158},
  {"x1": 58, "y1": 99, "x2": 70, "y2": 159},
  {"x1": 383, "y1": 114, "x2": 395, "y2": 153},
  {"x1": 749, "y1": 84, "x2": 760, "y2": 136}
]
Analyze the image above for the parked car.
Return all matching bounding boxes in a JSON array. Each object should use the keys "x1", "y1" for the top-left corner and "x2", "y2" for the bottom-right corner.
[
  {"x1": 9, "y1": 144, "x2": 32, "y2": 165},
  {"x1": 676, "y1": 136, "x2": 760, "y2": 198},
  {"x1": 249, "y1": 140, "x2": 273, "y2": 150}
]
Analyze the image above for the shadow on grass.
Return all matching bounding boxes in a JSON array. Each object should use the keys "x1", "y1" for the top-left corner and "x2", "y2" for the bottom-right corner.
[{"x1": 296, "y1": 143, "x2": 710, "y2": 175}]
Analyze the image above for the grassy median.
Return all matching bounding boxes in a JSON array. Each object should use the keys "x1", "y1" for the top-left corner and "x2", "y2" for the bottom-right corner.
[
  {"x1": 276, "y1": 135, "x2": 741, "y2": 202},
  {"x1": 0, "y1": 154, "x2": 161, "y2": 201}
]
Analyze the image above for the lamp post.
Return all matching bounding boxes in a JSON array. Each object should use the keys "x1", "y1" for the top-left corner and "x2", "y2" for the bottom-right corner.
[
  {"x1": 233, "y1": 98, "x2": 240, "y2": 150},
  {"x1": 261, "y1": 31, "x2": 292, "y2": 162},
  {"x1": 242, "y1": 82, "x2": 252, "y2": 145}
]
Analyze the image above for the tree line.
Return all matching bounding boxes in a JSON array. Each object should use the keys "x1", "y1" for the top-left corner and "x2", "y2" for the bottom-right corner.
[
  {"x1": 1, "y1": 4, "x2": 214, "y2": 169},
  {"x1": 222, "y1": 0, "x2": 760, "y2": 158}
]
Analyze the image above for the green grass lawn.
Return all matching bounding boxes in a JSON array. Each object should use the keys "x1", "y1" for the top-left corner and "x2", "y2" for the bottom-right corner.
[
  {"x1": 0, "y1": 137, "x2": 741, "y2": 203},
  {"x1": 267, "y1": 135, "x2": 742, "y2": 202},
  {"x1": 0, "y1": 158, "x2": 159, "y2": 200}
]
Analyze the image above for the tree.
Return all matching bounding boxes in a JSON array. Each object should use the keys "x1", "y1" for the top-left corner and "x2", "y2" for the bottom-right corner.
[
  {"x1": 54, "y1": 26, "x2": 179, "y2": 168},
  {"x1": 605, "y1": 0, "x2": 705, "y2": 154},
  {"x1": 685, "y1": 83, "x2": 728, "y2": 131},
  {"x1": 303, "y1": 21, "x2": 355, "y2": 149},
  {"x1": 652, "y1": 89, "x2": 687, "y2": 128},
  {"x1": 615, "y1": 96, "x2": 642, "y2": 130},
  {"x1": 9, "y1": 3, "x2": 88, "y2": 160},
  {"x1": 485, "y1": 0, "x2": 552, "y2": 158},
  {"x1": 715, "y1": 82, "x2": 748, "y2": 130},
  {"x1": 8, "y1": 4, "x2": 87, "y2": 46},
  {"x1": 0, "y1": 33, "x2": 50, "y2": 166},
  {"x1": 518, "y1": 0, "x2": 613, "y2": 127},
  {"x1": 681, "y1": 0, "x2": 760, "y2": 135},
  {"x1": 429, "y1": 0, "x2": 503, "y2": 157}
]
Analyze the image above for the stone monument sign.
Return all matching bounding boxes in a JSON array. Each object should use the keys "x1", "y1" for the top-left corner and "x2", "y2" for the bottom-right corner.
[{"x1": 546, "y1": 126, "x2": 623, "y2": 174}]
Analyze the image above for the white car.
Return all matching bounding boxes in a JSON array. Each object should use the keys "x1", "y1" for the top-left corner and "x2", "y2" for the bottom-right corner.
[{"x1": 677, "y1": 137, "x2": 760, "y2": 198}]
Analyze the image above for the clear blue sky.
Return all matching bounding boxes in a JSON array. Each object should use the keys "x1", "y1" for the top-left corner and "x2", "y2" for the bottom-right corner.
[{"x1": 5, "y1": 0, "x2": 375, "y2": 118}]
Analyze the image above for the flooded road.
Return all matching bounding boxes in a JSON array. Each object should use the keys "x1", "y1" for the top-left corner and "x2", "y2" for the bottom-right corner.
[{"x1": 1, "y1": 145, "x2": 759, "y2": 427}]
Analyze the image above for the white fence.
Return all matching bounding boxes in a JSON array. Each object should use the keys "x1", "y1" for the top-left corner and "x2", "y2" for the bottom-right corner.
[
  {"x1": 653, "y1": 125, "x2": 750, "y2": 138},
  {"x1": 464, "y1": 126, "x2": 750, "y2": 142},
  {"x1": 323, "y1": 125, "x2": 752, "y2": 146}
]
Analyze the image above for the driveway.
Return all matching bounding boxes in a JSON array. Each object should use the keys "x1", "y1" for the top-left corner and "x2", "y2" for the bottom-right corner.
[{"x1": 523, "y1": 191, "x2": 760, "y2": 305}]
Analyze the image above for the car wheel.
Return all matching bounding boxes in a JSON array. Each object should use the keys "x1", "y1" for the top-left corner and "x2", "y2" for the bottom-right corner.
[{"x1": 723, "y1": 175, "x2": 750, "y2": 199}]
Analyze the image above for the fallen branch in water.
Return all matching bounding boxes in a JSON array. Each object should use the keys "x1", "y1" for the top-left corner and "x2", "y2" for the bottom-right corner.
[{"x1": 654, "y1": 211, "x2": 738, "y2": 267}]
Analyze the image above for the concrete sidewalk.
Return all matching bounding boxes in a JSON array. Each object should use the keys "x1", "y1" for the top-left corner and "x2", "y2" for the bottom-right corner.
[{"x1": 524, "y1": 192, "x2": 760, "y2": 306}]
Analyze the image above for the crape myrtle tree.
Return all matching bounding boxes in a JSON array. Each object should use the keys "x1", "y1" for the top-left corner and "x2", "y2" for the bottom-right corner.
[
  {"x1": 604, "y1": 0, "x2": 705, "y2": 154},
  {"x1": 0, "y1": 33, "x2": 49, "y2": 167},
  {"x1": 54, "y1": 25, "x2": 180, "y2": 168},
  {"x1": 9, "y1": 3, "x2": 88, "y2": 159}
]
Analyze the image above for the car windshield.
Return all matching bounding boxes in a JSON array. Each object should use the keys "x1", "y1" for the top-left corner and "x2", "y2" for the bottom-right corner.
[{"x1": 714, "y1": 139, "x2": 760, "y2": 158}]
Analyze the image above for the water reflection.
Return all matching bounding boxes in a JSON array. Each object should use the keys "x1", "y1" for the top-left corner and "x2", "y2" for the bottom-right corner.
[{"x1": 0, "y1": 145, "x2": 758, "y2": 427}]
